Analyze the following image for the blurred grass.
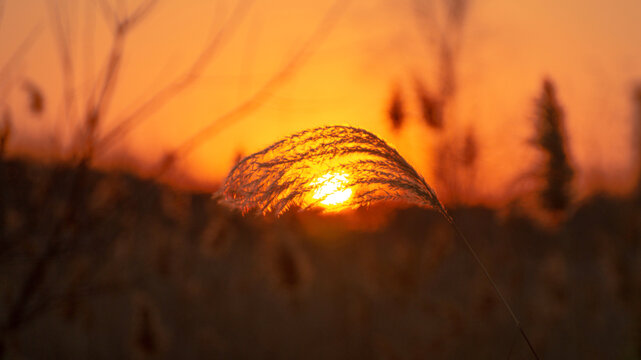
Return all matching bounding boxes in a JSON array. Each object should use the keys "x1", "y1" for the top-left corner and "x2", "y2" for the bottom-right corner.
[{"x1": 1, "y1": 157, "x2": 640, "y2": 359}]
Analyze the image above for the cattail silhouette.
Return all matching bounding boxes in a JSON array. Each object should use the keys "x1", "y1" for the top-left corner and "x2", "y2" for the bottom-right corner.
[
  {"x1": 22, "y1": 81, "x2": 45, "y2": 115},
  {"x1": 387, "y1": 87, "x2": 405, "y2": 132},
  {"x1": 532, "y1": 78, "x2": 574, "y2": 213},
  {"x1": 462, "y1": 126, "x2": 478, "y2": 168},
  {"x1": 461, "y1": 127, "x2": 479, "y2": 202},
  {"x1": 0, "y1": 109, "x2": 11, "y2": 153},
  {"x1": 275, "y1": 243, "x2": 300, "y2": 290},
  {"x1": 0, "y1": 109, "x2": 10, "y2": 242},
  {"x1": 415, "y1": 80, "x2": 443, "y2": 130},
  {"x1": 135, "y1": 307, "x2": 158, "y2": 355},
  {"x1": 132, "y1": 296, "x2": 167, "y2": 357},
  {"x1": 218, "y1": 125, "x2": 539, "y2": 359}
]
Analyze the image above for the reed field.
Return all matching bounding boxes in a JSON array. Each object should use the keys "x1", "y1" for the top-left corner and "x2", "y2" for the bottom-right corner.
[
  {"x1": 1, "y1": 156, "x2": 640, "y2": 359},
  {"x1": 1, "y1": 0, "x2": 641, "y2": 358}
]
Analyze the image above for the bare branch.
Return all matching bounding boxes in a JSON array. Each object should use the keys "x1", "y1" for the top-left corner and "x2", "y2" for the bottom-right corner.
[
  {"x1": 48, "y1": 1, "x2": 78, "y2": 129},
  {"x1": 158, "y1": 0, "x2": 351, "y2": 173},
  {"x1": 0, "y1": 0, "x2": 5, "y2": 33},
  {"x1": 81, "y1": 0, "x2": 161, "y2": 155},
  {"x1": 82, "y1": 0, "x2": 97, "y2": 109},
  {"x1": 126, "y1": 0, "x2": 160, "y2": 29},
  {"x1": 84, "y1": 31, "x2": 124, "y2": 126},
  {"x1": 96, "y1": 0, "x2": 254, "y2": 153},
  {"x1": 95, "y1": 0, "x2": 120, "y2": 29}
]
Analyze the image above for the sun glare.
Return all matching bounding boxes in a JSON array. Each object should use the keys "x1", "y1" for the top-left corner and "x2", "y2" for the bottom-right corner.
[{"x1": 310, "y1": 172, "x2": 353, "y2": 208}]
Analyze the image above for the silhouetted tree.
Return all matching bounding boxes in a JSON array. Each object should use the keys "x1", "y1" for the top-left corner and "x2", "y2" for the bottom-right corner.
[{"x1": 532, "y1": 78, "x2": 574, "y2": 213}]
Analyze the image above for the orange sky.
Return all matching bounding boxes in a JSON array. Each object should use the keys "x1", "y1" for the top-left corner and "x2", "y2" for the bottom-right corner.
[{"x1": 1, "y1": 0, "x2": 641, "y2": 203}]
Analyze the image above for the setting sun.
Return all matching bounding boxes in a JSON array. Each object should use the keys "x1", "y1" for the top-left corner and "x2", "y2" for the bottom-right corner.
[
  {"x1": 2, "y1": 0, "x2": 639, "y2": 357},
  {"x1": 310, "y1": 172, "x2": 353, "y2": 207}
]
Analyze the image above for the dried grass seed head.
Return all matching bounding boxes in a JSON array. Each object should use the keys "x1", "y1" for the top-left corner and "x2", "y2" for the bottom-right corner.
[{"x1": 218, "y1": 125, "x2": 443, "y2": 216}]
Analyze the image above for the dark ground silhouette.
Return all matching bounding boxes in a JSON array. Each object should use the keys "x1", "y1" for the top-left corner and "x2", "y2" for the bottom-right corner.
[{"x1": 1, "y1": 157, "x2": 640, "y2": 359}]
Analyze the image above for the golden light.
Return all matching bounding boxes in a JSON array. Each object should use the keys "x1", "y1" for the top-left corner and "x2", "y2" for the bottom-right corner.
[
  {"x1": 310, "y1": 172, "x2": 353, "y2": 208},
  {"x1": 219, "y1": 126, "x2": 440, "y2": 215}
]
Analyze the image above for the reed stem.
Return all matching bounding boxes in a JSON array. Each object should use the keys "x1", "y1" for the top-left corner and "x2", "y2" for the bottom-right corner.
[{"x1": 439, "y1": 207, "x2": 540, "y2": 360}]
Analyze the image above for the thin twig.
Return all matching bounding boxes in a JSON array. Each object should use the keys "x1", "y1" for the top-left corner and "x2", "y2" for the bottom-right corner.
[
  {"x1": 48, "y1": 1, "x2": 78, "y2": 133},
  {"x1": 154, "y1": 0, "x2": 351, "y2": 175},
  {"x1": 0, "y1": 25, "x2": 42, "y2": 97},
  {"x1": 0, "y1": 0, "x2": 5, "y2": 33},
  {"x1": 438, "y1": 206, "x2": 540, "y2": 360},
  {"x1": 95, "y1": 0, "x2": 121, "y2": 29},
  {"x1": 96, "y1": 0, "x2": 254, "y2": 153},
  {"x1": 126, "y1": 0, "x2": 159, "y2": 28},
  {"x1": 81, "y1": 0, "x2": 159, "y2": 157}
]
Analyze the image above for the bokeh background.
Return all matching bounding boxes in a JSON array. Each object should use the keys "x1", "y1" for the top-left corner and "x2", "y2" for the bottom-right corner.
[{"x1": 1, "y1": 0, "x2": 640, "y2": 358}]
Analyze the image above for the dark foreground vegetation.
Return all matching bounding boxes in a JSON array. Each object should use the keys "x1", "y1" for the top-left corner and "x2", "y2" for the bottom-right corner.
[{"x1": 1, "y1": 158, "x2": 640, "y2": 359}]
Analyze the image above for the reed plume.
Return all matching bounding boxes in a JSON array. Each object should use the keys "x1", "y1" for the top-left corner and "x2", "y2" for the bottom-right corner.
[
  {"x1": 218, "y1": 125, "x2": 539, "y2": 359},
  {"x1": 218, "y1": 125, "x2": 443, "y2": 216}
]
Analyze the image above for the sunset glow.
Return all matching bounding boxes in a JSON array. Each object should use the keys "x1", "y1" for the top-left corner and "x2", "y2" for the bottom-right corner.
[
  {"x1": 1, "y1": 0, "x2": 640, "y2": 202},
  {"x1": 310, "y1": 172, "x2": 353, "y2": 208},
  {"x1": 2, "y1": 1, "x2": 641, "y2": 356}
]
